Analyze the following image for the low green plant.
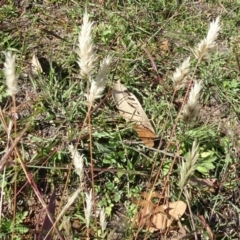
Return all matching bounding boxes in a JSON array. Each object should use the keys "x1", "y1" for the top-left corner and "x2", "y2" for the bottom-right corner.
[{"x1": 0, "y1": 211, "x2": 29, "y2": 239}]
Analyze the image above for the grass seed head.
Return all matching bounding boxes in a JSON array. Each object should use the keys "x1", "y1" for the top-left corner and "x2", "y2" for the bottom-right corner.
[
  {"x1": 84, "y1": 189, "x2": 93, "y2": 229},
  {"x1": 56, "y1": 187, "x2": 82, "y2": 225},
  {"x1": 86, "y1": 56, "x2": 111, "y2": 104},
  {"x1": 172, "y1": 57, "x2": 191, "y2": 91},
  {"x1": 193, "y1": 16, "x2": 220, "y2": 60},
  {"x1": 69, "y1": 145, "x2": 84, "y2": 183},
  {"x1": 182, "y1": 81, "x2": 202, "y2": 123},
  {"x1": 99, "y1": 207, "x2": 107, "y2": 233},
  {"x1": 4, "y1": 52, "x2": 18, "y2": 97},
  {"x1": 179, "y1": 140, "x2": 199, "y2": 190},
  {"x1": 77, "y1": 12, "x2": 96, "y2": 79}
]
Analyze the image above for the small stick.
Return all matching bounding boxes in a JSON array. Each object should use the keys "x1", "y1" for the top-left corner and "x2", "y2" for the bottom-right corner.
[{"x1": 0, "y1": 122, "x2": 30, "y2": 171}]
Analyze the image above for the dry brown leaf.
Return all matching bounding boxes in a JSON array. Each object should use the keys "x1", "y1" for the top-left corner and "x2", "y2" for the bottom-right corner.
[
  {"x1": 168, "y1": 201, "x2": 187, "y2": 220},
  {"x1": 160, "y1": 39, "x2": 170, "y2": 54},
  {"x1": 133, "y1": 192, "x2": 186, "y2": 232},
  {"x1": 133, "y1": 124, "x2": 157, "y2": 147},
  {"x1": 150, "y1": 201, "x2": 187, "y2": 232},
  {"x1": 112, "y1": 80, "x2": 156, "y2": 147},
  {"x1": 133, "y1": 192, "x2": 165, "y2": 228},
  {"x1": 31, "y1": 53, "x2": 43, "y2": 74},
  {"x1": 151, "y1": 209, "x2": 168, "y2": 231},
  {"x1": 138, "y1": 200, "x2": 155, "y2": 227}
]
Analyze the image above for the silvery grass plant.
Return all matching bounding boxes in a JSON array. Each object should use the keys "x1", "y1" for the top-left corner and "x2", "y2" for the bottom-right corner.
[
  {"x1": 172, "y1": 16, "x2": 221, "y2": 123},
  {"x1": 1, "y1": 6, "x2": 224, "y2": 239},
  {"x1": 76, "y1": 15, "x2": 111, "y2": 236},
  {"x1": 3, "y1": 53, "x2": 65, "y2": 240},
  {"x1": 1, "y1": 51, "x2": 18, "y2": 235},
  {"x1": 1, "y1": 11, "x2": 109, "y2": 239},
  {"x1": 169, "y1": 16, "x2": 221, "y2": 204},
  {"x1": 64, "y1": 11, "x2": 109, "y2": 240},
  {"x1": 77, "y1": 11, "x2": 110, "y2": 237},
  {"x1": 171, "y1": 17, "x2": 221, "y2": 240},
  {"x1": 70, "y1": 11, "x2": 110, "y2": 239},
  {"x1": 77, "y1": 12, "x2": 111, "y2": 106}
]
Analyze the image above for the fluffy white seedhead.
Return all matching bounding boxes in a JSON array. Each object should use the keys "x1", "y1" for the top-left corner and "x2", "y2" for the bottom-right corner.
[
  {"x1": 194, "y1": 16, "x2": 221, "y2": 60},
  {"x1": 172, "y1": 57, "x2": 191, "y2": 90},
  {"x1": 69, "y1": 145, "x2": 84, "y2": 183},
  {"x1": 4, "y1": 52, "x2": 18, "y2": 96},
  {"x1": 187, "y1": 81, "x2": 202, "y2": 107},
  {"x1": 78, "y1": 12, "x2": 96, "y2": 79},
  {"x1": 206, "y1": 16, "x2": 221, "y2": 48},
  {"x1": 86, "y1": 56, "x2": 111, "y2": 104},
  {"x1": 84, "y1": 189, "x2": 93, "y2": 229},
  {"x1": 179, "y1": 140, "x2": 199, "y2": 190},
  {"x1": 183, "y1": 81, "x2": 202, "y2": 122},
  {"x1": 99, "y1": 208, "x2": 107, "y2": 233}
]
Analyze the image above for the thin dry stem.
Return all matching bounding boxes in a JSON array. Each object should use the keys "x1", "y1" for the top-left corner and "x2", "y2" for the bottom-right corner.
[
  {"x1": 184, "y1": 188, "x2": 198, "y2": 240},
  {"x1": 44, "y1": 186, "x2": 83, "y2": 240},
  {"x1": 0, "y1": 167, "x2": 6, "y2": 226},
  {"x1": 0, "y1": 119, "x2": 64, "y2": 239}
]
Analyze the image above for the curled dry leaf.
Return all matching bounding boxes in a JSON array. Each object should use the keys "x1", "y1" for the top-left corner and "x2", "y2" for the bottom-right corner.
[
  {"x1": 151, "y1": 201, "x2": 187, "y2": 232},
  {"x1": 112, "y1": 80, "x2": 156, "y2": 147},
  {"x1": 133, "y1": 192, "x2": 163, "y2": 228},
  {"x1": 31, "y1": 53, "x2": 43, "y2": 74},
  {"x1": 160, "y1": 39, "x2": 170, "y2": 54},
  {"x1": 132, "y1": 191, "x2": 187, "y2": 232}
]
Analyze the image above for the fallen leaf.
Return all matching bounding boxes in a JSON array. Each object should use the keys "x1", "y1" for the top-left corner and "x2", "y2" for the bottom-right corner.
[
  {"x1": 133, "y1": 192, "x2": 166, "y2": 228},
  {"x1": 133, "y1": 193, "x2": 186, "y2": 232},
  {"x1": 31, "y1": 53, "x2": 43, "y2": 74},
  {"x1": 160, "y1": 39, "x2": 170, "y2": 54},
  {"x1": 138, "y1": 199, "x2": 155, "y2": 227},
  {"x1": 112, "y1": 80, "x2": 156, "y2": 147},
  {"x1": 151, "y1": 201, "x2": 187, "y2": 231},
  {"x1": 168, "y1": 201, "x2": 187, "y2": 220},
  {"x1": 151, "y1": 209, "x2": 168, "y2": 231},
  {"x1": 133, "y1": 124, "x2": 157, "y2": 147}
]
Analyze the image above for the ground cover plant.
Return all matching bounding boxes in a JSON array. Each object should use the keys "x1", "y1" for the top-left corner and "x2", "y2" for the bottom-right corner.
[{"x1": 1, "y1": 0, "x2": 240, "y2": 239}]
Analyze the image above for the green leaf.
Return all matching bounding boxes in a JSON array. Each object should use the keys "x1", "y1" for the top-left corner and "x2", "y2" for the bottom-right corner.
[
  {"x1": 15, "y1": 224, "x2": 28, "y2": 234},
  {"x1": 197, "y1": 162, "x2": 215, "y2": 175},
  {"x1": 201, "y1": 151, "x2": 214, "y2": 158},
  {"x1": 196, "y1": 166, "x2": 209, "y2": 175}
]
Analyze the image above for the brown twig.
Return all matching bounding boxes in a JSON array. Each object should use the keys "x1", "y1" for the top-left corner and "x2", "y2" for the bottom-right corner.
[{"x1": 0, "y1": 122, "x2": 29, "y2": 171}]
